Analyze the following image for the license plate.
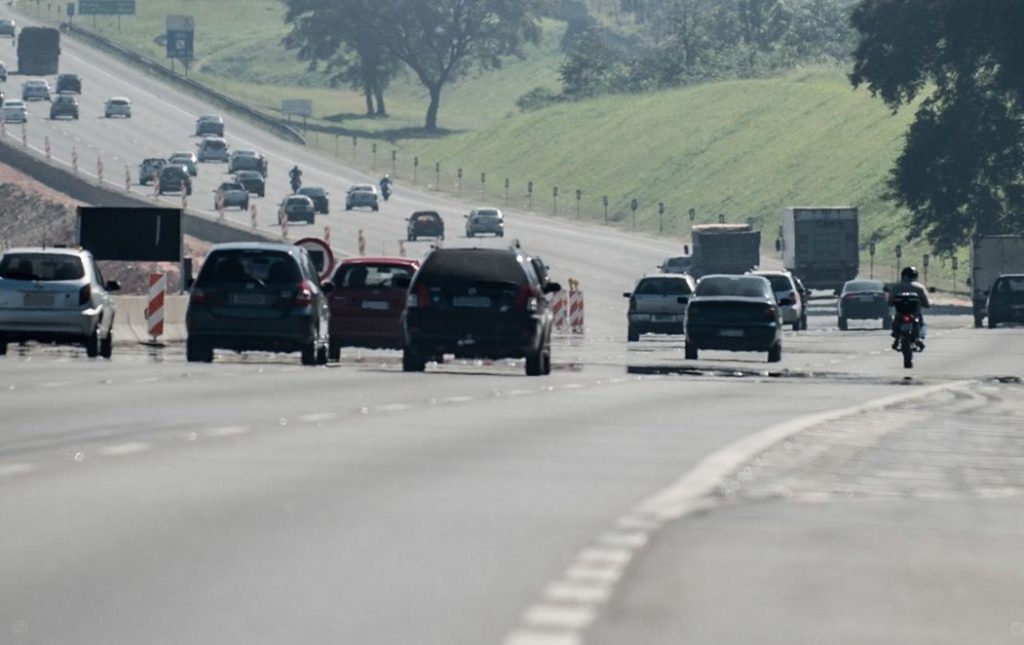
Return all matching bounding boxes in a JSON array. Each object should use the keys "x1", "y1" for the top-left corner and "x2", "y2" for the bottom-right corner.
[
  {"x1": 361, "y1": 300, "x2": 389, "y2": 311},
  {"x1": 653, "y1": 314, "x2": 678, "y2": 321},
  {"x1": 718, "y1": 329, "x2": 744, "y2": 337},
  {"x1": 24, "y1": 293, "x2": 54, "y2": 307},
  {"x1": 452, "y1": 295, "x2": 492, "y2": 308},
  {"x1": 856, "y1": 295, "x2": 874, "y2": 302},
  {"x1": 230, "y1": 293, "x2": 267, "y2": 306}
]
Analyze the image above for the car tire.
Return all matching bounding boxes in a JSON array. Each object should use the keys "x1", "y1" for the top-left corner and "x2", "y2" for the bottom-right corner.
[
  {"x1": 402, "y1": 346, "x2": 426, "y2": 372},
  {"x1": 838, "y1": 317, "x2": 848, "y2": 331},
  {"x1": 259, "y1": 190, "x2": 265, "y2": 198},
  {"x1": 974, "y1": 314, "x2": 984, "y2": 328},
  {"x1": 440, "y1": 233, "x2": 445, "y2": 241},
  {"x1": 301, "y1": 342, "x2": 318, "y2": 366},
  {"x1": 316, "y1": 344, "x2": 328, "y2": 365},
  {"x1": 525, "y1": 346, "x2": 546, "y2": 376},
  {"x1": 467, "y1": 231, "x2": 474, "y2": 238},
  {"x1": 0, "y1": 336, "x2": 7, "y2": 356},
  {"x1": 882, "y1": 316, "x2": 892, "y2": 330},
  {"x1": 684, "y1": 343, "x2": 697, "y2": 360},
  {"x1": 100, "y1": 330, "x2": 113, "y2": 359},
  {"x1": 988, "y1": 317, "x2": 998, "y2": 329},
  {"x1": 346, "y1": 206, "x2": 352, "y2": 211},
  {"x1": 372, "y1": 205, "x2": 379, "y2": 212},
  {"x1": 328, "y1": 342, "x2": 341, "y2": 362},
  {"x1": 84, "y1": 329, "x2": 100, "y2": 358},
  {"x1": 791, "y1": 320, "x2": 801, "y2": 332},
  {"x1": 409, "y1": 234, "x2": 417, "y2": 242},
  {"x1": 186, "y1": 337, "x2": 213, "y2": 363},
  {"x1": 767, "y1": 342, "x2": 782, "y2": 363},
  {"x1": 627, "y1": 325, "x2": 640, "y2": 342}
]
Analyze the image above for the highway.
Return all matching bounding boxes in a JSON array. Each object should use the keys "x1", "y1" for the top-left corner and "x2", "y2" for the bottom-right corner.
[{"x1": 2, "y1": 8, "x2": 1024, "y2": 645}]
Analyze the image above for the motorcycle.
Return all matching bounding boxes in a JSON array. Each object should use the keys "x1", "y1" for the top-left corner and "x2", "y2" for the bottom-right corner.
[
  {"x1": 380, "y1": 182, "x2": 392, "y2": 201},
  {"x1": 891, "y1": 292, "x2": 922, "y2": 369},
  {"x1": 289, "y1": 175, "x2": 301, "y2": 193}
]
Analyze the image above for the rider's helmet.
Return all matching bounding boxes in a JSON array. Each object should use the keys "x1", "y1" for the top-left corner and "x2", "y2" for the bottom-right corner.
[{"x1": 900, "y1": 266, "x2": 919, "y2": 282}]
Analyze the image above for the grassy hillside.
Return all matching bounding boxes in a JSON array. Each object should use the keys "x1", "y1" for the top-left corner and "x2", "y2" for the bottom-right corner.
[{"x1": 378, "y1": 67, "x2": 962, "y2": 286}]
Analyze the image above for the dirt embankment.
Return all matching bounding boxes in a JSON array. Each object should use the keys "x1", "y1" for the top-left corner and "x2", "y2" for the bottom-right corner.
[{"x1": 0, "y1": 163, "x2": 210, "y2": 293}]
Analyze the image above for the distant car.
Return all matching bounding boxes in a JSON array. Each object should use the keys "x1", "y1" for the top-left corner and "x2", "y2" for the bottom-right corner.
[
  {"x1": 280, "y1": 194, "x2": 316, "y2": 224},
  {"x1": 21, "y1": 79, "x2": 51, "y2": 101},
  {"x1": 2, "y1": 99, "x2": 28, "y2": 124},
  {"x1": 0, "y1": 59, "x2": 7, "y2": 82},
  {"x1": 234, "y1": 170, "x2": 266, "y2": 197},
  {"x1": 407, "y1": 211, "x2": 444, "y2": 241},
  {"x1": 158, "y1": 164, "x2": 192, "y2": 195},
  {"x1": 195, "y1": 114, "x2": 224, "y2": 137},
  {"x1": 138, "y1": 158, "x2": 166, "y2": 185},
  {"x1": 465, "y1": 207, "x2": 505, "y2": 238},
  {"x1": 168, "y1": 151, "x2": 198, "y2": 176},
  {"x1": 325, "y1": 257, "x2": 420, "y2": 359},
  {"x1": 837, "y1": 279, "x2": 890, "y2": 330},
  {"x1": 197, "y1": 136, "x2": 229, "y2": 162},
  {"x1": 214, "y1": 182, "x2": 249, "y2": 211},
  {"x1": 749, "y1": 270, "x2": 806, "y2": 331},
  {"x1": 623, "y1": 273, "x2": 695, "y2": 342},
  {"x1": 684, "y1": 274, "x2": 783, "y2": 362},
  {"x1": 298, "y1": 187, "x2": 329, "y2": 214},
  {"x1": 345, "y1": 186, "x2": 379, "y2": 211},
  {"x1": 985, "y1": 274, "x2": 1024, "y2": 328},
  {"x1": 49, "y1": 94, "x2": 79, "y2": 120},
  {"x1": 659, "y1": 255, "x2": 693, "y2": 274},
  {"x1": 186, "y1": 242, "x2": 330, "y2": 365},
  {"x1": 0, "y1": 247, "x2": 120, "y2": 357},
  {"x1": 401, "y1": 247, "x2": 561, "y2": 375},
  {"x1": 55, "y1": 73, "x2": 82, "y2": 94},
  {"x1": 228, "y1": 149, "x2": 266, "y2": 174},
  {"x1": 0, "y1": 18, "x2": 15, "y2": 38},
  {"x1": 103, "y1": 97, "x2": 132, "y2": 118}
]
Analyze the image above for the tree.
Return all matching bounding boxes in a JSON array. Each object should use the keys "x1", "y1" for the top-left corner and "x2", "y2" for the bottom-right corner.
[
  {"x1": 737, "y1": 0, "x2": 791, "y2": 68},
  {"x1": 371, "y1": 0, "x2": 543, "y2": 131},
  {"x1": 560, "y1": 27, "x2": 626, "y2": 98},
  {"x1": 850, "y1": 0, "x2": 1024, "y2": 252},
  {"x1": 282, "y1": 0, "x2": 398, "y2": 116}
]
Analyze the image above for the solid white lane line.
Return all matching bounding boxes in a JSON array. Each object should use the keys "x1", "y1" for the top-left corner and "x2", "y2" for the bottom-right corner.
[
  {"x1": 563, "y1": 564, "x2": 624, "y2": 584},
  {"x1": 0, "y1": 463, "x2": 38, "y2": 478},
  {"x1": 523, "y1": 605, "x2": 596, "y2": 630},
  {"x1": 205, "y1": 425, "x2": 250, "y2": 437},
  {"x1": 298, "y1": 412, "x2": 337, "y2": 423},
  {"x1": 504, "y1": 630, "x2": 581, "y2": 645},
  {"x1": 131, "y1": 376, "x2": 162, "y2": 385},
  {"x1": 98, "y1": 442, "x2": 150, "y2": 456}
]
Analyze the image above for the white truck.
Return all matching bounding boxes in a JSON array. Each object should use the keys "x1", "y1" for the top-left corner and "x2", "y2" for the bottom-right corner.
[
  {"x1": 970, "y1": 234, "x2": 1024, "y2": 327},
  {"x1": 689, "y1": 224, "x2": 760, "y2": 278},
  {"x1": 781, "y1": 207, "x2": 859, "y2": 292}
]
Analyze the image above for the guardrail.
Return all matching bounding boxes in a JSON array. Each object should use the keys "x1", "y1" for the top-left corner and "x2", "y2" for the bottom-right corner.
[{"x1": 62, "y1": 23, "x2": 307, "y2": 147}]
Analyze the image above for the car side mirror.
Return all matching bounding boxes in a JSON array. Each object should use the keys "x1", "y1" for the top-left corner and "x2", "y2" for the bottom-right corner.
[
  {"x1": 394, "y1": 275, "x2": 412, "y2": 289},
  {"x1": 105, "y1": 280, "x2": 121, "y2": 292},
  {"x1": 321, "y1": 281, "x2": 334, "y2": 293},
  {"x1": 622, "y1": 292, "x2": 632, "y2": 298},
  {"x1": 544, "y1": 282, "x2": 562, "y2": 294}
]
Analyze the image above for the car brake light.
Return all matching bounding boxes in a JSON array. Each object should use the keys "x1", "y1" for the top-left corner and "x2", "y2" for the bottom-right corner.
[
  {"x1": 515, "y1": 284, "x2": 539, "y2": 312},
  {"x1": 78, "y1": 284, "x2": 91, "y2": 306},
  {"x1": 408, "y1": 283, "x2": 430, "y2": 308},
  {"x1": 189, "y1": 288, "x2": 207, "y2": 305},
  {"x1": 902, "y1": 314, "x2": 913, "y2": 323},
  {"x1": 294, "y1": 281, "x2": 315, "y2": 307},
  {"x1": 628, "y1": 296, "x2": 637, "y2": 313},
  {"x1": 765, "y1": 306, "x2": 780, "y2": 321}
]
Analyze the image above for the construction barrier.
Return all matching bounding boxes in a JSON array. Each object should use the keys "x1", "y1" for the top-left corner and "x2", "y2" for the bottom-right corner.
[
  {"x1": 279, "y1": 207, "x2": 288, "y2": 239},
  {"x1": 21, "y1": 123, "x2": 27, "y2": 147},
  {"x1": 72, "y1": 147, "x2": 78, "y2": 173},
  {"x1": 152, "y1": 175, "x2": 160, "y2": 198},
  {"x1": 398, "y1": 240, "x2": 406, "y2": 257},
  {"x1": 250, "y1": 203, "x2": 258, "y2": 228},
  {"x1": 323, "y1": 225, "x2": 331, "y2": 245},
  {"x1": 358, "y1": 229, "x2": 366, "y2": 255},
  {"x1": 567, "y1": 278, "x2": 585, "y2": 335},
  {"x1": 96, "y1": 156, "x2": 104, "y2": 184},
  {"x1": 551, "y1": 290, "x2": 569, "y2": 332},
  {"x1": 215, "y1": 192, "x2": 225, "y2": 219},
  {"x1": 180, "y1": 191, "x2": 187, "y2": 210},
  {"x1": 124, "y1": 165, "x2": 130, "y2": 191},
  {"x1": 44, "y1": 136, "x2": 51, "y2": 161},
  {"x1": 145, "y1": 273, "x2": 166, "y2": 341}
]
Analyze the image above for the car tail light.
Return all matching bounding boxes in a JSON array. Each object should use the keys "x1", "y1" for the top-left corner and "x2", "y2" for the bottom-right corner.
[
  {"x1": 294, "y1": 281, "x2": 315, "y2": 307},
  {"x1": 189, "y1": 288, "x2": 207, "y2": 305},
  {"x1": 78, "y1": 284, "x2": 91, "y2": 306},
  {"x1": 628, "y1": 296, "x2": 637, "y2": 313},
  {"x1": 902, "y1": 314, "x2": 914, "y2": 323},
  {"x1": 765, "y1": 306, "x2": 780, "y2": 321},
  {"x1": 408, "y1": 283, "x2": 430, "y2": 308},
  {"x1": 514, "y1": 284, "x2": 540, "y2": 312}
]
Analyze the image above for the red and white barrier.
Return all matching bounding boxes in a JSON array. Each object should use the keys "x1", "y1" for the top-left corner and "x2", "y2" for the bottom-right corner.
[
  {"x1": 279, "y1": 207, "x2": 289, "y2": 239},
  {"x1": 44, "y1": 136, "x2": 51, "y2": 160},
  {"x1": 323, "y1": 225, "x2": 331, "y2": 245},
  {"x1": 358, "y1": 229, "x2": 366, "y2": 255},
  {"x1": 21, "y1": 123, "x2": 27, "y2": 147},
  {"x1": 250, "y1": 203, "x2": 258, "y2": 228},
  {"x1": 551, "y1": 290, "x2": 569, "y2": 331},
  {"x1": 145, "y1": 273, "x2": 166, "y2": 341},
  {"x1": 72, "y1": 146, "x2": 78, "y2": 173},
  {"x1": 568, "y1": 290, "x2": 585, "y2": 334}
]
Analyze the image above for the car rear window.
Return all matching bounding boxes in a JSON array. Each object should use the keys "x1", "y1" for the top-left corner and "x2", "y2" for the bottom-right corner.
[
  {"x1": 287, "y1": 197, "x2": 309, "y2": 206},
  {"x1": 635, "y1": 278, "x2": 691, "y2": 295},
  {"x1": 996, "y1": 277, "x2": 1024, "y2": 293},
  {"x1": 475, "y1": 210, "x2": 501, "y2": 218},
  {"x1": 697, "y1": 276, "x2": 771, "y2": 298},
  {"x1": 198, "y1": 250, "x2": 299, "y2": 286},
  {"x1": 204, "y1": 140, "x2": 226, "y2": 150},
  {"x1": 757, "y1": 274, "x2": 793, "y2": 292},
  {"x1": 0, "y1": 253, "x2": 85, "y2": 281},
  {"x1": 418, "y1": 249, "x2": 526, "y2": 286},
  {"x1": 843, "y1": 280, "x2": 884, "y2": 293},
  {"x1": 335, "y1": 263, "x2": 415, "y2": 289},
  {"x1": 221, "y1": 183, "x2": 243, "y2": 191}
]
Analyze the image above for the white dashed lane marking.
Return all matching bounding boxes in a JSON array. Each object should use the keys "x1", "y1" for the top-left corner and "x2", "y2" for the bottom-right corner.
[
  {"x1": 204, "y1": 426, "x2": 250, "y2": 437},
  {"x1": 523, "y1": 605, "x2": 596, "y2": 630},
  {"x1": 98, "y1": 442, "x2": 151, "y2": 457},
  {"x1": 0, "y1": 463, "x2": 38, "y2": 478},
  {"x1": 298, "y1": 412, "x2": 337, "y2": 423}
]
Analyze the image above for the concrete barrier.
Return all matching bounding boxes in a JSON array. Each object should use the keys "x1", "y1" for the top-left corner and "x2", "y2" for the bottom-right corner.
[{"x1": 112, "y1": 295, "x2": 188, "y2": 344}]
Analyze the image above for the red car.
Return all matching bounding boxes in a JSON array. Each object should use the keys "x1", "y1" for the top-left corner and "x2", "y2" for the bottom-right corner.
[{"x1": 326, "y1": 256, "x2": 420, "y2": 359}]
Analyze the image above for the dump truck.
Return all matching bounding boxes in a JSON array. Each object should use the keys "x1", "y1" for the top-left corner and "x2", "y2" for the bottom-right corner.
[
  {"x1": 781, "y1": 207, "x2": 859, "y2": 292},
  {"x1": 17, "y1": 26, "x2": 61, "y2": 76},
  {"x1": 970, "y1": 234, "x2": 1024, "y2": 327},
  {"x1": 689, "y1": 223, "x2": 761, "y2": 278}
]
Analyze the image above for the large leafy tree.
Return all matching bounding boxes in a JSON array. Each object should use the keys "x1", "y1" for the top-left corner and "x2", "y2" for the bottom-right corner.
[
  {"x1": 849, "y1": 0, "x2": 1024, "y2": 252},
  {"x1": 282, "y1": 0, "x2": 397, "y2": 116},
  {"x1": 372, "y1": 0, "x2": 543, "y2": 131}
]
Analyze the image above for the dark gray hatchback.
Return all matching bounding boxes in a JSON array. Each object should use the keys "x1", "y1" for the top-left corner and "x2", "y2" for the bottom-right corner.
[
  {"x1": 684, "y1": 274, "x2": 783, "y2": 362},
  {"x1": 186, "y1": 243, "x2": 330, "y2": 364}
]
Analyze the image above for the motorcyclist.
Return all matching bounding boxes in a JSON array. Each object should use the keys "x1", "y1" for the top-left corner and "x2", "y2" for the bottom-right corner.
[
  {"x1": 379, "y1": 174, "x2": 393, "y2": 199},
  {"x1": 887, "y1": 266, "x2": 930, "y2": 351},
  {"x1": 288, "y1": 165, "x2": 302, "y2": 192}
]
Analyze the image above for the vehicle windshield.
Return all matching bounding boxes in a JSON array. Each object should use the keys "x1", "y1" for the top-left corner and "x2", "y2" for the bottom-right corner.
[
  {"x1": 220, "y1": 183, "x2": 243, "y2": 191},
  {"x1": 844, "y1": 280, "x2": 884, "y2": 293},
  {"x1": 755, "y1": 274, "x2": 793, "y2": 292},
  {"x1": 334, "y1": 263, "x2": 415, "y2": 289},
  {"x1": 635, "y1": 278, "x2": 691, "y2": 295},
  {"x1": 696, "y1": 276, "x2": 771, "y2": 298},
  {"x1": 204, "y1": 140, "x2": 226, "y2": 150},
  {"x1": 475, "y1": 209, "x2": 501, "y2": 218},
  {"x1": 0, "y1": 253, "x2": 84, "y2": 281},
  {"x1": 996, "y1": 277, "x2": 1024, "y2": 293},
  {"x1": 197, "y1": 250, "x2": 298, "y2": 285}
]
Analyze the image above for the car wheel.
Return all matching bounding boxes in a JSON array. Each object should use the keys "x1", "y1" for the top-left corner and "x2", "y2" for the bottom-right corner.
[
  {"x1": 439, "y1": 233, "x2": 445, "y2": 241},
  {"x1": 346, "y1": 206, "x2": 352, "y2": 211},
  {"x1": 800, "y1": 315, "x2": 808, "y2": 330},
  {"x1": 316, "y1": 344, "x2": 328, "y2": 365},
  {"x1": 84, "y1": 329, "x2": 100, "y2": 358},
  {"x1": 767, "y1": 342, "x2": 782, "y2": 363},
  {"x1": 186, "y1": 337, "x2": 214, "y2": 363},
  {"x1": 402, "y1": 346, "x2": 426, "y2": 372},
  {"x1": 243, "y1": 201, "x2": 249, "y2": 211},
  {"x1": 372, "y1": 205, "x2": 379, "y2": 212},
  {"x1": 838, "y1": 317, "x2": 848, "y2": 331},
  {"x1": 684, "y1": 343, "x2": 697, "y2": 360},
  {"x1": 974, "y1": 314, "x2": 984, "y2": 328},
  {"x1": 541, "y1": 343, "x2": 552, "y2": 375},
  {"x1": 525, "y1": 347, "x2": 545, "y2": 376},
  {"x1": 259, "y1": 190, "x2": 265, "y2": 198},
  {"x1": 328, "y1": 342, "x2": 341, "y2": 362},
  {"x1": 301, "y1": 342, "x2": 318, "y2": 366},
  {"x1": 0, "y1": 335, "x2": 7, "y2": 356},
  {"x1": 882, "y1": 316, "x2": 892, "y2": 330},
  {"x1": 100, "y1": 330, "x2": 113, "y2": 358},
  {"x1": 988, "y1": 317, "x2": 999, "y2": 329},
  {"x1": 791, "y1": 320, "x2": 801, "y2": 332},
  {"x1": 628, "y1": 325, "x2": 639, "y2": 342},
  {"x1": 409, "y1": 235, "x2": 417, "y2": 242}
]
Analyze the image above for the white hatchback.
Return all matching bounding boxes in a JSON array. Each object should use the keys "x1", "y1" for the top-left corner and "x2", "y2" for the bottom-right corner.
[
  {"x1": 104, "y1": 97, "x2": 132, "y2": 118},
  {"x1": 749, "y1": 270, "x2": 806, "y2": 331}
]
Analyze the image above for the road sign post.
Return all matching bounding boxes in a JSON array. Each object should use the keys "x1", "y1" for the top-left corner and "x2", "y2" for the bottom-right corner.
[
  {"x1": 630, "y1": 199, "x2": 638, "y2": 228},
  {"x1": 165, "y1": 15, "x2": 194, "y2": 66},
  {"x1": 869, "y1": 241, "x2": 876, "y2": 279},
  {"x1": 602, "y1": 195, "x2": 609, "y2": 224}
]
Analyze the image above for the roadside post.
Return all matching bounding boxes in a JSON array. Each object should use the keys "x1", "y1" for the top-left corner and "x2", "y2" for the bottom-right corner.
[
  {"x1": 391, "y1": 150, "x2": 397, "y2": 177},
  {"x1": 951, "y1": 256, "x2": 959, "y2": 295},
  {"x1": 250, "y1": 203, "x2": 258, "y2": 228},
  {"x1": 603, "y1": 195, "x2": 609, "y2": 224},
  {"x1": 44, "y1": 136, "x2": 51, "y2": 161},
  {"x1": 575, "y1": 189, "x2": 582, "y2": 218},
  {"x1": 96, "y1": 156, "x2": 103, "y2": 184},
  {"x1": 658, "y1": 202, "x2": 665, "y2": 233},
  {"x1": 869, "y1": 241, "x2": 876, "y2": 279},
  {"x1": 323, "y1": 225, "x2": 331, "y2": 245},
  {"x1": 371, "y1": 143, "x2": 377, "y2": 171},
  {"x1": 689, "y1": 208, "x2": 696, "y2": 222},
  {"x1": 923, "y1": 253, "x2": 930, "y2": 284},
  {"x1": 352, "y1": 136, "x2": 357, "y2": 163},
  {"x1": 124, "y1": 165, "x2": 130, "y2": 191},
  {"x1": 480, "y1": 172, "x2": 486, "y2": 199},
  {"x1": 895, "y1": 244, "x2": 902, "y2": 280},
  {"x1": 457, "y1": 167, "x2": 463, "y2": 196},
  {"x1": 504, "y1": 178, "x2": 510, "y2": 206},
  {"x1": 21, "y1": 123, "x2": 28, "y2": 148},
  {"x1": 435, "y1": 162, "x2": 441, "y2": 189},
  {"x1": 527, "y1": 181, "x2": 534, "y2": 211},
  {"x1": 413, "y1": 156, "x2": 419, "y2": 184},
  {"x1": 146, "y1": 272, "x2": 166, "y2": 343},
  {"x1": 552, "y1": 186, "x2": 559, "y2": 216},
  {"x1": 630, "y1": 198, "x2": 638, "y2": 228},
  {"x1": 358, "y1": 229, "x2": 366, "y2": 255},
  {"x1": 72, "y1": 147, "x2": 79, "y2": 173}
]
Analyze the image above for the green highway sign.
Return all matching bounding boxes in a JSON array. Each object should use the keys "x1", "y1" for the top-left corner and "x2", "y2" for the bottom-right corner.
[{"x1": 79, "y1": 0, "x2": 135, "y2": 14}]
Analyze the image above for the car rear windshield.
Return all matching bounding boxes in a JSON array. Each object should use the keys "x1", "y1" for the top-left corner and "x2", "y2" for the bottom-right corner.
[
  {"x1": 198, "y1": 250, "x2": 299, "y2": 286},
  {"x1": 221, "y1": 183, "x2": 243, "y2": 191},
  {"x1": 110, "y1": 99, "x2": 129, "y2": 105},
  {"x1": 843, "y1": 280, "x2": 884, "y2": 293},
  {"x1": 635, "y1": 278, "x2": 691, "y2": 295},
  {"x1": 757, "y1": 274, "x2": 793, "y2": 292},
  {"x1": 335, "y1": 263, "x2": 415, "y2": 289},
  {"x1": 475, "y1": 210, "x2": 501, "y2": 218},
  {"x1": 696, "y1": 276, "x2": 771, "y2": 298},
  {"x1": 287, "y1": 197, "x2": 309, "y2": 206},
  {"x1": 0, "y1": 253, "x2": 85, "y2": 281},
  {"x1": 995, "y1": 277, "x2": 1024, "y2": 293},
  {"x1": 204, "y1": 140, "x2": 226, "y2": 150},
  {"x1": 418, "y1": 249, "x2": 526, "y2": 286},
  {"x1": 300, "y1": 188, "x2": 325, "y2": 196}
]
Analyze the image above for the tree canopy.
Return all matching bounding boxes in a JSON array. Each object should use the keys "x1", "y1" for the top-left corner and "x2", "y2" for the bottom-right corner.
[{"x1": 850, "y1": 0, "x2": 1024, "y2": 252}]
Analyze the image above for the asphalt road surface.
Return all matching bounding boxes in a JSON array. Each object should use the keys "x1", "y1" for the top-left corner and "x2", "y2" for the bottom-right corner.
[{"x1": 2, "y1": 7, "x2": 1024, "y2": 645}]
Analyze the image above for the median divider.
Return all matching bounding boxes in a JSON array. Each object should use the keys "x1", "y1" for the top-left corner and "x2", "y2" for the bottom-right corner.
[{"x1": 112, "y1": 295, "x2": 188, "y2": 344}]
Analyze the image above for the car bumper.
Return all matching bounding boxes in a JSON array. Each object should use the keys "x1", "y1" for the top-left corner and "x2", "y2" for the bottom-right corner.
[
  {"x1": 685, "y1": 322, "x2": 780, "y2": 351},
  {"x1": 187, "y1": 312, "x2": 317, "y2": 351},
  {"x1": 840, "y1": 302, "x2": 889, "y2": 319},
  {"x1": 404, "y1": 313, "x2": 546, "y2": 358},
  {"x1": 0, "y1": 308, "x2": 101, "y2": 339},
  {"x1": 629, "y1": 313, "x2": 685, "y2": 333},
  {"x1": 106, "y1": 109, "x2": 131, "y2": 117},
  {"x1": 988, "y1": 306, "x2": 1024, "y2": 322}
]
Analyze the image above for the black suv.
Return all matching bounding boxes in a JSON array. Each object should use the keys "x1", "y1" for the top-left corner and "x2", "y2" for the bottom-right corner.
[
  {"x1": 401, "y1": 247, "x2": 561, "y2": 375},
  {"x1": 56, "y1": 73, "x2": 82, "y2": 94},
  {"x1": 186, "y1": 243, "x2": 330, "y2": 364},
  {"x1": 158, "y1": 164, "x2": 192, "y2": 195},
  {"x1": 407, "y1": 211, "x2": 444, "y2": 241},
  {"x1": 49, "y1": 95, "x2": 79, "y2": 120}
]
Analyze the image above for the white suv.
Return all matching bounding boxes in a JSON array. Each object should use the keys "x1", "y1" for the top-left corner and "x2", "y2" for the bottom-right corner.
[
  {"x1": 624, "y1": 273, "x2": 696, "y2": 342},
  {"x1": 749, "y1": 270, "x2": 806, "y2": 331}
]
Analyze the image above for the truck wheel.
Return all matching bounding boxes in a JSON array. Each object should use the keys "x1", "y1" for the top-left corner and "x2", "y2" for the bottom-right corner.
[{"x1": 402, "y1": 346, "x2": 426, "y2": 372}]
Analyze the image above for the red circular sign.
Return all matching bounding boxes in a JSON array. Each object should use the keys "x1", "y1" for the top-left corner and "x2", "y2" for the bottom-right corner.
[{"x1": 294, "y1": 237, "x2": 335, "y2": 280}]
